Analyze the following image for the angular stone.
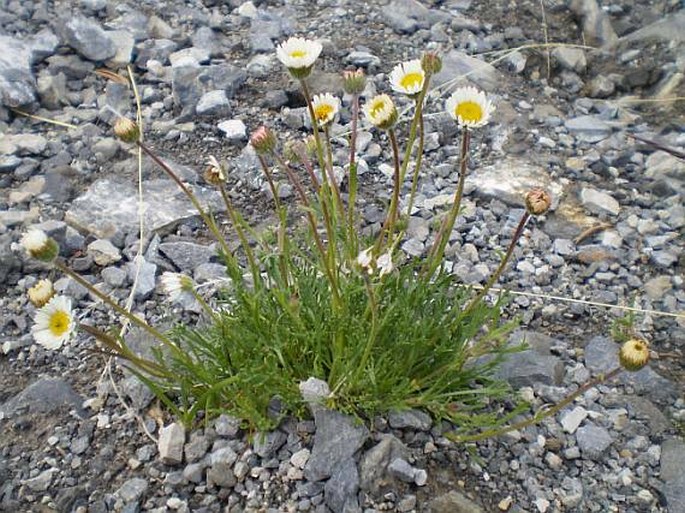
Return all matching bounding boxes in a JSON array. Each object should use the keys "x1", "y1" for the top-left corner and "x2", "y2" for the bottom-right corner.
[
  {"x1": 196, "y1": 90, "x2": 230, "y2": 116},
  {"x1": 324, "y1": 457, "x2": 359, "y2": 513},
  {"x1": 429, "y1": 491, "x2": 485, "y2": 513},
  {"x1": 23, "y1": 470, "x2": 55, "y2": 492},
  {"x1": 214, "y1": 414, "x2": 241, "y2": 438},
  {"x1": 387, "y1": 409, "x2": 432, "y2": 431},
  {"x1": 552, "y1": 47, "x2": 587, "y2": 73},
  {"x1": 576, "y1": 424, "x2": 612, "y2": 458},
  {"x1": 560, "y1": 406, "x2": 588, "y2": 434},
  {"x1": 388, "y1": 458, "x2": 416, "y2": 483},
  {"x1": 116, "y1": 477, "x2": 148, "y2": 503},
  {"x1": 158, "y1": 241, "x2": 216, "y2": 272},
  {"x1": 305, "y1": 410, "x2": 369, "y2": 482},
  {"x1": 359, "y1": 435, "x2": 408, "y2": 493},
  {"x1": 382, "y1": 0, "x2": 450, "y2": 34},
  {"x1": 661, "y1": 438, "x2": 685, "y2": 513},
  {"x1": 432, "y1": 50, "x2": 502, "y2": 91},
  {"x1": 565, "y1": 116, "x2": 612, "y2": 143},
  {"x1": 172, "y1": 64, "x2": 246, "y2": 117},
  {"x1": 218, "y1": 119, "x2": 247, "y2": 142},
  {"x1": 158, "y1": 423, "x2": 185, "y2": 465},
  {"x1": 580, "y1": 188, "x2": 620, "y2": 216},
  {"x1": 495, "y1": 345, "x2": 564, "y2": 388},
  {"x1": 0, "y1": 35, "x2": 37, "y2": 108},
  {"x1": 66, "y1": 176, "x2": 225, "y2": 239},
  {"x1": 253, "y1": 430, "x2": 287, "y2": 459},
  {"x1": 87, "y1": 239, "x2": 122, "y2": 266},
  {"x1": 570, "y1": 0, "x2": 618, "y2": 46},
  {"x1": 62, "y1": 17, "x2": 117, "y2": 61},
  {"x1": 0, "y1": 377, "x2": 84, "y2": 418}
]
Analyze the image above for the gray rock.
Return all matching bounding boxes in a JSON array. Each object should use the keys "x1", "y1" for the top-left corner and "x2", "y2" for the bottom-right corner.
[
  {"x1": 194, "y1": 262, "x2": 228, "y2": 284},
  {"x1": 570, "y1": 0, "x2": 618, "y2": 46},
  {"x1": 346, "y1": 51, "x2": 381, "y2": 68},
  {"x1": 576, "y1": 424, "x2": 612, "y2": 458},
  {"x1": 135, "y1": 38, "x2": 178, "y2": 68},
  {"x1": 580, "y1": 187, "x2": 620, "y2": 216},
  {"x1": 643, "y1": 276, "x2": 672, "y2": 300},
  {"x1": 382, "y1": 0, "x2": 450, "y2": 34},
  {"x1": 196, "y1": 90, "x2": 230, "y2": 116},
  {"x1": 87, "y1": 239, "x2": 122, "y2": 266},
  {"x1": 184, "y1": 434, "x2": 210, "y2": 463},
  {"x1": 584, "y1": 336, "x2": 678, "y2": 402},
  {"x1": 207, "y1": 463, "x2": 237, "y2": 488},
  {"x1": 432, "y1": 50, "x2": 502, "y2": 92},
  {"x1": 218, "y1": 119, "x2": 247, "y2": 142},
  {"x1": 305, "y1": 410, "x2": 369, "y2": 482},
  {"x1": 182, "y1": 461, "x2": 206, "y2": 483},
  {"x1": 429, "y1": 491, "x2": 485, "y2": 513},
  {"x1": 620, "y1": 9, "x2": 685, "y2": 45},
  {"x1": 560, "y1": 406, "x2": 588, "y2": 434},
  {"x1": 0, "y1": 36, "x2": 37, "y2": 108},
  {"x1": 588, "y1": 75, "x2": 615, "y2": 98},
  {"x1": 124, "y1": 258, "x2": 157, "y2": 300},
  {"x1": 116, "y1": 478, "x2": 148, "y2": 503},
  {"x1": 387, "y1": 409, "x2": 432, "y2": 431},
  {"x1": 661, "y1": 438, "x2": 685, "y2": 513},
  {"x1": 388, "y1": 458, "x2": 416, "y2": 483},
  {"x1": 169, "y1": 47, "x2": 210, "y2": 67},
  {"x1": 253, "y1": 430, "x2": 287, "y2": 459},
  {"x1": 158, "y1": 241, "x2": 216, "y2": 272},
  {"x1": 565, "y1": 116, "x2": 612, "y2": 143},
  {"x1": 299, "y1": 377, "x2": 331, "y2": 410},
  {"x1": 359, "y1": 435, "x2": 408, "y2": 493},
  {"x1": 172, "y1": 64, "x2": 246, "y2": 118},
  {"x1": 65, "y1": 176, "x2": 225, "y2": 239},
  {"x1": 214, "y1": 414, "x2": 241, "y2": 438},
  {"x1": 495, "y1": 333, "x2": 564, "y2": 387},
  {"x1": 401, "y1": 238, "x2": 424, "y2": 258},
  {"x1": 158, "y1": 423, "x2": 185, "y2": 465},
  {"x1": 552, "y1": 47, "x2": 586, "y2": 73},
  {"x1": 0, "y1": 377, "x2": 85, "y2": 418},
  {"x1": 108, "y1": 30, "x2": 135, "y2": 66},
  {"x1": 37, "y1": 70, "x2": 67, "y2": 109},
  {"x1": 62, "y1": 17, "x2": 117, "y2": 61},
  {"x1": 23, "y1": 470, "x2": 55, "y2": 492},
  {"x1": 120, "y1": 374, "x2": 154, "y2": 410},
  {"x1": 324, "y1": 458, "x2": 359, "y2": 513}
]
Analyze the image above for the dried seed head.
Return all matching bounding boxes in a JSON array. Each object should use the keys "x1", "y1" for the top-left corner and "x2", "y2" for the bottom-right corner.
[
  {"x1": 113, "y1": 117, "x2": 140, "y2": 143},
  {"x1": 28, "y1": 279, "x2": 55, "y2": 308},
  {"x1": 421, "y1": 51, "x2": 442, "y2": 74},
  {"x1": 204, "y1": 156, "x2": 226, "y2": 185},
  {"x1": 619, "y1": 339, "x2": 650, "y2": 372},
  {"x1": 525, "y1": 188, "x2": 552, "y2": 216}
]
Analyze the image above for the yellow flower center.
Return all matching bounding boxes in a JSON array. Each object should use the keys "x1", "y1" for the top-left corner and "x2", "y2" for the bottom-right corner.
[
  {"x1": 49, "y1": 311, "x2": 70, "y2": 337},
  {"x1": 455, "y1": 101, "x2": 483, "y2": 123},
  {"x1": 314, "y1": 104, "x2": 334, "y2": 122},
  {"x1": 370, "y1": 100, "x2": 386, "y2": 118},
  {"x1": 289, "y1": 50, "x2": 307, "y2": 59},
  {"x1": 400, "y1": 72, "x2": 424, "y2": 91}
]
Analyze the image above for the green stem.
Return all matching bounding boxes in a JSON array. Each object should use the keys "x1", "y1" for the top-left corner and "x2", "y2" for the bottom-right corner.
[
  {"x1": 405, "y1": 100, "x2": 425, "y2": 218},
  {"x1": 55, "y1": 261, "x2": 178, "y2": 352},
  {"x1": 190, "y1": 288, "x2": 219, "y2": 321},
  {"x1": 258, "y1": 155, "x2": 282, "y2": 212},
  {"x1": 136, "y1": 142, "x2": 235, "y2": 268},
  {"x1": 300, "y1": 79, "x2": 328, "y2": 186},
  {"x1": 324, "y1": 124, "x2": 346, "y2": 224},
  {"x1": 424, "y1": 128, "x2": 471, "y2": 278},
  {"x1": 347, "y1": 94, "x2": 360, "y2": 256},
  {"x1": 449, "y1": 367, "x2": 624, "y2": 443},
  {"x1": 399, "y1": 79, "x2": 431, "y2": 184},
  {"x1": 463, "y1": 211, "x2": 530, "y2": 314},
  {"x1": 375, "y1": 128, "x2": 402, "y2": 253},
  {"x1": 351, "y1": 275, "x2": 379, "y2": 384}
]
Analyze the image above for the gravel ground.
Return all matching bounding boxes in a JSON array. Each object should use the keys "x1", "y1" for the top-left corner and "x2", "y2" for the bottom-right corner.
[{"x1": 1, "y1": 0, "x2": 684, "y2": 512}]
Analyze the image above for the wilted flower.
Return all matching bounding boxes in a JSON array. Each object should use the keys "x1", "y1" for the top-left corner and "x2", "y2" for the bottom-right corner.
[
  {"x1": 160, "y1": 272, "x2": 195, "y2": 303},
  {"x1": 389, "y1": 59, "x2": 425, "y2": 96},
  {"x1": 31, "y1": 295, "x2": 75, "y2": 350},
  {"x1": 276, "y1": 37, "x2": 322, "y2": 79},
  {"x1": 363, "y1": 94, "x2": 397, "y2": 130},
  {"x1": 311, "y1": 93, "x2": 340, "y2": 127},
  {"x1": 445, "y1": 86, "x2": 495, "y2": 128},
  {"x1": 619, "y1": 339, "x2": 650, "y2": 372},
  {"x1": 421, "y1": 51, "x2": 442, "y2": 74},
  {"x1": 21, "y1": 229, "x2": 59, "y2": 263},
  {"x1": 204, "y1": 156, "x2": 226, "y2": 185},
  {"x1": 342, "y1": 69, "x2": 366, "y2": 95},
  {"x1": 113, "y1": 117, "x2": 140, "y2": 143},
  {"x1": 525, "y1": 188, "x2": 552, "y2": 216},
  {"x1": 377, "y1": 251, "x2": 394, "y2": 276},
  {"x1": 250, "y1": 126, "x2": 277, "y2": 155},
  {"x1": 356, "y1": 247, "x2": 373, "y2": 272},
  {"x1": 28, "y1": 279, "x2": 55, "y2": 308}
]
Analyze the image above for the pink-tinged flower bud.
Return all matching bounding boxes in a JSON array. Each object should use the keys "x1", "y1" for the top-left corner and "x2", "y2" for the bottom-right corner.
[
  {"x1": 421, "y1": 51, "x2": 442, "y2": 74},
  {"x1": 619, "y1": 339, "x2": 650, "y2": 372},
  {"x1": 525, "y1": 188, "x2": 552, "y2": 216},
  {"x1": 250, "y1": 126, "x2": 277, "y2": 155},
  {"x1": 342, "y1": 69, "x2": 366, "y2": 95},
  {"x1": 113, "y1": 117, "x2": 140, "y2": 143}
]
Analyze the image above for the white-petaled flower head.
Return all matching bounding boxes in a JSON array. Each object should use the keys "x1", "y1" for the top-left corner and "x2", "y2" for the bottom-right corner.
[
  {"x1": 160, "y1": 272, "x2": 195, "y2": 303},
  {"x1": 21, "y1": 228, "x2": 59, "y2": 262},
  {"x1": 31, "y1": 295, "x2": 75, "y2": 350},
  {"x1": 445, "y1": 86, "x2": 495, "y2": 128},
  {"x1": 276, "y1": 37, "x2": 322, "y2": 79},
  {"x1": 389, "y1": 59, "x2": 425, "y2": 96},
  {"x1": 28, "y1": 278, "x2": 55, "y2": 308},
  {"x1": 363, "y1": 94, "x2": 397, "y2": 130},
  {"x1": 377, "y1": 251, "x2": 394, "y2": 276},
  {"x1": 204, "y1": 155, "x2": 226, "y2": 186},
  {"x1": 356, "y1": 247, "x2": 373, "y2": 271},
  {"x1": 311, "y1": 93, "x2": 340, "y2": 128}
]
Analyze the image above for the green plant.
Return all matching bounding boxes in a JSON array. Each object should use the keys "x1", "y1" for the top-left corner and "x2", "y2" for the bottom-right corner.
[{"x1": 21, "y1": 37, "x2": 556, "y2": 433}]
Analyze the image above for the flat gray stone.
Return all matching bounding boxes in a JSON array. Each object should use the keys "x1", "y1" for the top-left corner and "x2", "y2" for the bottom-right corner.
[
  {"x1": 432, "y1": 50, "x2": 502, "y2": 91},
  {"x1": 359, "y1": 435, "x2": 408, "y2": 493},
  {"x1": 305, "y1": 410, "x2": 369, "y2": 482},
  {"x1": 324, "y1": 457, "x2": 359, "y2": 513},
  {"x1": 158, "y1": 423, "x2": 185, "y2": 465},
  {"x1": 552, "y1": 47, "x2": 587, "y2": 73},
  {"x1": 387, "y1": 409, "x2": 432, "y2": 431},
  {"x1": 116, "y1": 477, "x2": 148, "y2": 503},
  {"x1": 429, "y1": 491, "x2": 485, "y2": 513},
  {"x1": 253, "y1": 430, "x2": 287, "y2": 459},
  {"x1": 0, "y1": 36, "x2": 37, "y2": 108},
  {"x1": 565, "y1": 116, "x2": 612, "y2": 143},
  {"x1": 570, "y1": 0, "x2": 618, "y2": 46},
  {"x1": 0, "y1": 377, "x2": 85, "y2": 418},
  {"x1": 65, "y1": 176, "x2": 224, "y2": 239},
  {"x1": 580, "y1": 187, "x2": 620, "y2": 216},
  {"x1": 576, "y1": 424, "x2": 612, "y2": 458},
  {"x1": 560, "y1": 406, "x2": 588, "y2": 434},
  {"x1": 382, "y1": 0, "x2": 449, "y2": 34},
  {"x1": 158, "y1": 241, "x2": 216, "y2": 272},
  {"x1": 661, "y1": 438, "x2": 685, "y2": 513},
  {"x1": 172, "y1": 64, "x2": 246, "y2": 117}
]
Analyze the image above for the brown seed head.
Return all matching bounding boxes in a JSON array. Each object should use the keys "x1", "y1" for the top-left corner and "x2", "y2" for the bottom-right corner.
[
  {"x1": 113, "y1": 117, "x2": 140, "y2": 143},
  {"x1": 525, "y1": 188, "x2": 552, "y2": 216},
  {"x1": 203, "y1": 156, "x2": 226, "y2": 186},
  {"x1": 421, "y1": 51, "x2": 442, "y2": 74},
  {"x1": 619, "y1": 339, "x2": 650, "y2": 372}
]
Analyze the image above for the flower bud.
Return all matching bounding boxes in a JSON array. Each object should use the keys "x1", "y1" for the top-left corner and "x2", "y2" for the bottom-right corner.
[
  {"x1": 525, "y1": 188, "x2": 552, "y2": 216},
  {"x1": 421, "y1": 51, "x2": 442, "y2": 74},
  {"x1": 619, "y1": 339, "x2": 650, "y2": 372},
  {"x1": 113, "y1": 117, "x2": 140, "y2": 143},
  {"x1": 342, "y1": 69, "x2": 366, "y2": 95},
  {"x1": 204, "y1": 156, "x2": 226, "y2": 186},
  {"x1": 20, "y1": 229, "x2": 59, "y2": 263},
  {"x1": 250, "y1": 126, "x2": 277, "y2": 155},
  {"x1": 28, "y1": 279, "x2": 55, "y2": 308}
]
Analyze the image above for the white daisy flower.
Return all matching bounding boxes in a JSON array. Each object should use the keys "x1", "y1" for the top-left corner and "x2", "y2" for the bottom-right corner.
[
  {"x1": 389, "y1": 59, "x2": 425, "y2": 96},
  {"x1": 356, "y1": 247, "x2": 373, "y2": 271},
  {"x1": 276, "y1": 37, "x2": 322, "y2": 78},
  {"x1": 160, "y1": 272, "x2": 195, "y2": 303},
  {"x1": 31, "y1": 295, "x2": 75, "y2": 350},
  {"x1": 311, "y1": 93, "x2": 340, "y2": 127},
  {"x1": 445, "y1": 86, "x2": 495, "y2": 128},
  {"x1": 363, "y1": 94, "x2": 397, "y2": 130},
  {"x1": 20, "y1": 228, "x2": 59, "y2": 262},
  {"x1": 377, "y1": 251, "x2": 394, "y2": 276},
  {"x1": 28, "y1": 278, "x2": 55, "y2": 308}
]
